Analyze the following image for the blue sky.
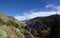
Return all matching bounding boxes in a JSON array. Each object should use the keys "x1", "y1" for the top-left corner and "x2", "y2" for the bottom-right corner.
[{"x1": 0, "y1": 0, "x2": 60, "y2": 20}]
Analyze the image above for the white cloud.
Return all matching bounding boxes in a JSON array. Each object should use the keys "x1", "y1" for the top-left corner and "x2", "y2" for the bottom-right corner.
[
  {"x1": 46, "y1": 5, "x2": 54, "y2": 8},
  {"x1": 14, "y1": 11, "x2": 57, "y2": 21},
  {"x1": 14, "y1": 5, "x2": 60, "y2": 21},
  {"x1": 56, "y1": 6, "x2": 60, "y2": 11},
  {"x1": 46, "y1": 4, "x2": 60, "y2": 11}
]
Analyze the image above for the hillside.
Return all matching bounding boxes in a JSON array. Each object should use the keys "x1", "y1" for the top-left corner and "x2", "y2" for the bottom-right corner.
[
  {"x1": 0, "y1": 12, "x2": 60, "y2": 38},
  {"x1": 0, "y1": 12, "x2": 35, "y2": 38},
  {"x1": 25, "y1": 14, "x2": 60, "y2": 38},
  {"x1": 0, "y1": 12, "x2": 25, "y2": 38}
]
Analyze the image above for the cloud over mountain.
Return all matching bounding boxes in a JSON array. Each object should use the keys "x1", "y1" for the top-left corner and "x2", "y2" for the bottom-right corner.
[{"x1": 14, "y1": 5, "x2": 60, "y2": 20}]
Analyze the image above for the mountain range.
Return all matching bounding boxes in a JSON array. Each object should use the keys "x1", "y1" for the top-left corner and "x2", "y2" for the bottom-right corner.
[
  {"x1": 25, "y1": 14, "x2": 60, "y2": 38},
  {"x1": 0, "y1": 12, "x2": 60, "y2": 38}
]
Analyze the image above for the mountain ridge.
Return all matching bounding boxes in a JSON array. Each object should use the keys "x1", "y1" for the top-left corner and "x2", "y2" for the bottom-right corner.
[
  {"x1": 0, "y1": 12, "x2": 60, "y2": 38},
  {"x1": 25, "y1": 14, "x2": 60, "y2": 38}
]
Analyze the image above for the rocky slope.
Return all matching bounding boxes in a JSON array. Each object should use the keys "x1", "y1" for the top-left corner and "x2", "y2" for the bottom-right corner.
[
  {"x1": 0, "y1": 12, "x2": 60, "y2": 38},
  {"x1": 0, "y1": 12, "x2": 35, "y2": 38},
  {"x1": 0, "y1": 25, "x2": 25, "y2": 38},
  {"x1": 0, "y1": 12, "x2": 25, "y2": 38}
]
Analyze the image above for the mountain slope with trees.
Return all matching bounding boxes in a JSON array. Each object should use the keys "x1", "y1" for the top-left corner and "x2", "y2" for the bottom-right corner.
[
  {"x1": 25, "y1": 14, "x2": 60, "y2": 38},
  {"x1": 0, "y1": 12, "x2": 60, "y2": 38}
]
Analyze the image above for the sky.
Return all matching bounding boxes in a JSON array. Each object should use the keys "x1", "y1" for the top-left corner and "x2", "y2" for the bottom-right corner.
[{"x1": 0, "y1": 0, "x2": 60, "y2": 20}]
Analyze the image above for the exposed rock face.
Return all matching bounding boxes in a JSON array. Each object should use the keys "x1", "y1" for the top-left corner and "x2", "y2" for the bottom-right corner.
[
  {"x1": 0, "y1": 25, "x2": 25, "y2": 38},
  {"x1": 0, "y1": 30, "x2": 8, "y2": 38}
]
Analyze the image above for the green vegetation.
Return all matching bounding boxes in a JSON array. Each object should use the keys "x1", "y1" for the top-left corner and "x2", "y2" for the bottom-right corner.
[
  {"x1": 0, "y1": 12, "x2": 60, "y2": 38},
  {"x1": 0, "y1": 18, "x2": 6, "y2": 25},
  {"x1": 31, "y1": 29, "x2": 37, "y2": 36}
]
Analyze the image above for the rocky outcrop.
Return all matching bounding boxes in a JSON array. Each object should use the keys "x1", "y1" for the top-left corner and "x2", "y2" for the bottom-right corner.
[{"x1": 0, "y1": 25, "x2": 25, "y2": 38}]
